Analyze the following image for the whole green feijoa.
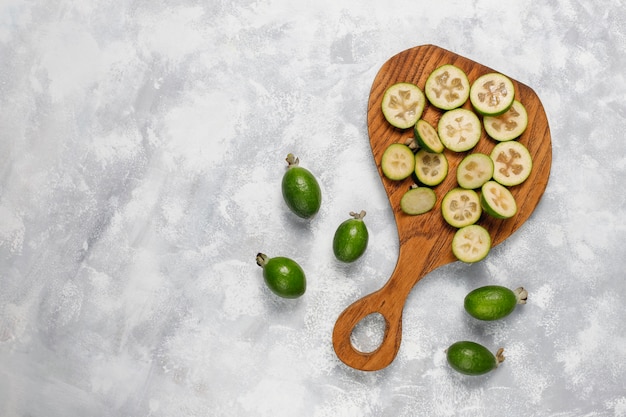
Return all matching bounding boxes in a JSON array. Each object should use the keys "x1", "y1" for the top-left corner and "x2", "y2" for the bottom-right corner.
[
  {"x1": 446, "y1": 341, "x2": 505, "y2": 376},
  {"x1": 333, "y1": 210, "x2": 369, "y2": 263},
  {"x1": 281, "y1": 154, "x2": 322, "y2": 219},
  {"x1": 256, "y1": 253, "x2": 306, "y2": 298},
  {"x1": 464, "y1": 285, "x2": 528, "y2": 321}
]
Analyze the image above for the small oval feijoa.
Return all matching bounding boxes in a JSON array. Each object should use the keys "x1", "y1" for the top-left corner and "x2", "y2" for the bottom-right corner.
[
  {"x1": 256, "y1": 253, "x2": 306, "y2": 298},
  {"x1": 464, "y1": 285, "x2": 528, "y2": 320},
  {"x1": 281, "y1": 154, "x2": 322, "y2": 219},
  {"x1": 446, "y1": 341, "x2": 505, "y2": 376},
  {"x1": 333, "y1": 210, "x2": 369, "y2": 263}
]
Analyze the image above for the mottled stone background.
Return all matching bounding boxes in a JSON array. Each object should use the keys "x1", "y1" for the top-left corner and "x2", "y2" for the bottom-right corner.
[{"x1": 1, "y1": 0, "x2": 625, "y2": 416}]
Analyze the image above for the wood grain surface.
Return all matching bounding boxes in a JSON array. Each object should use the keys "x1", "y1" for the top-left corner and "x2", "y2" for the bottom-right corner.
[{"x1": 332, "y1": 44, "x2": 552, "y2": 371}]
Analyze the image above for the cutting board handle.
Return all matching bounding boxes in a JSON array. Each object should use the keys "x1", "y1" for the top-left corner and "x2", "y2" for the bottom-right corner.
[
  {"x1": 332, "y1": 285, "x2": 405, "y2": 371},
  {"x1": 332, "y1": 240, "x2": 439, "y2": 371}
]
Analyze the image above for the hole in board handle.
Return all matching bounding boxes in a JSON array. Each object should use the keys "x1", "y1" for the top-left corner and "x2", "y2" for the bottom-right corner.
[{"x1": 349, "y1": 312, "x2": 387, "y2": 354}]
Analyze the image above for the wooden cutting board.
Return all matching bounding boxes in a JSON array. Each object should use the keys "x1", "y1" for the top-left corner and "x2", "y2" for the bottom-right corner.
[{"x1": 332, "y1": 44, "x2": 552, "y2": 371}]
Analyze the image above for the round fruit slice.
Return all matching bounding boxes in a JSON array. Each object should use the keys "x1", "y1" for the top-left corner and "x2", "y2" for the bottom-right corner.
[
  {"x1": 464, "y1": 285, "x2": 528, "y2": 321},
  {"x1": 333, "y1": 210, "x2": 369, "y2": 263},
  {"x1": 442, "y1": 188, "x2": 481, "y2": 228},
  {"x1": 470, "y1": 72, "x2": 515, "y2": 116},
  {"x1": 414, "y1": 119, "x2": 444, "y2": 153},
  {"x1": 456, "y1": 153, "x2": 494, "y2": 189},
  {"x1": 437, "y1": 108, "x2": 482, "y2": 152},
  {"x1": 282, "y1": 154, "x2": 322, "y2": 219},
  {"x1": 484, "y1": 100, "x2": 528, "y2": 141},
  {"x1": 446, "y1": 341, "x2": 505, "y2": 376},
  {"x1": 481, "y1": 180, "x2": 518, "y2": 219},
  {"x1": 415, "y1": 149, "x2": 448, "y2": 186},
  {"x1": 256, "y1": 253, "x2": 306, "y2": 298},
  {"x1": 424, "y1": 64, "x2": 470, "y2": 110},
  {"x1": 381, "y1": 82, "x2": 425, "y2": 129},
  {"x1": 451, "y1": 224, "x2": 491, "y2": 263},
  {"x1": 381, "y1": 143, "x2": 415, "y2": 180},
  {"x1": 400, "y1": 186, "x2": 436, "y2": 215},
  {"x1": 490, "y1": 141, "x2": 532, "y2": 186}
]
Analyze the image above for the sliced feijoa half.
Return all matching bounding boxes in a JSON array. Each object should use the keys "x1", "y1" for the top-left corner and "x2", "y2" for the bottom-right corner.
[
  {"x1": 424, "y1": 64, "x2": 470, "y2": 110},
  {"x1": 438, "y1": 108, "x2": 482, "y2": 152},
  {"x1": 456, "y1": 153, "x2": 494, "y2": 190},
  {"x1": 470, "y1": 72, "x2": 515, "y2": 116},
  {"x1": 381, "y1": 82, "x2": 425, "y2": 129},
  {"x1": 484, "y1": 100, "x2": 528, "y2": 141},
  {"x1": 415, "y1": 149, "x2": 448, "y2": 186},
  {"x1": 490, "y1": 141, "x2": 532, "y2": 186},
  {"x1": 381, "y1": 143, "x2": 416, "y2": 181}
]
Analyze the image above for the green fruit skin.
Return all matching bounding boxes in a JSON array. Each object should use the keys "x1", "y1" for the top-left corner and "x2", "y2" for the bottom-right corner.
[
  {"x1": 262, "y1": 256, "x2": 306, "y2": 298},
  {"x1": 447, "y1": 341, "x2": 497, "y2": 376},
  {"x1": 464, "y1": 285, "x2": 517, "y2": 320},
  {"x1": 333, "y1": 219, "x2": 369, "y2": 263},
  {"x1": 282, "y1": 167, "x2": 322, "y2": 218}
]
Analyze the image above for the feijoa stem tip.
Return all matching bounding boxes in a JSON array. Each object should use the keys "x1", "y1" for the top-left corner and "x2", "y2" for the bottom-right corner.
[
  {"x1": 514, "y1": 287, "x2": 528, "y2": 304},
  {"x1": 495, "y1": 348, "x2": 505, "y2": 366},
  {"x1": 285, "y1": 153, "x2": 300, "y2": 167},
  {"x1": 349, "y1": 210, "x2": 366, "y2": 220},
  {"x1": 256, "y1": 253, "x2": 269, "y2": 267}
]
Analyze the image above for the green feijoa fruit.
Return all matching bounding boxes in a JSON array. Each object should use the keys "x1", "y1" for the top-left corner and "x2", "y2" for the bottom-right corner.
[
  {"x1": 446, "y1": 341, "x2": 505, "y2": 376},
  {"x1": 464, "y1": 285, "x2": 528, "y2": 321},
  {"x1": 256, "y1": 253, "x2": 306, "y2": 298},
  {"x1": 281, "y1": 154, "x2": 322, "y2": 219},
  {"x1": 333, "y1": 210, "x2": 369, "y2": 263}
]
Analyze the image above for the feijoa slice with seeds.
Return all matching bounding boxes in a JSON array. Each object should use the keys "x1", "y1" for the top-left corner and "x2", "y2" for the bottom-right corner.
[
  {"x1": 464, "y1": 285, "x2": 528, "y2": 321},
  {"x1": 414, "y1": 119, "x2": 444, "y2": 153},
  {"x1": 441, "y1": 188, "x2": 482, "y2": 228},
  {"x1": 470, "y1": 72, "x2": 515, "y2": 116},
  {"x1": 456, "y1": 153, "x2": 494, "y2": 189},
  {"x1": 414, "y1": 149, "x2": 448, "y2": 186},
  {"x1": 451, "y1": 224, "x2": 491, "y2": 263},
  {"x1": 480, "y1": 180, "x2": 517, "y2": 219},
  {"x1": 424, "y1": 64, "x2": 470, "y2": 110},
  {"x1": 381, "y1": 143, "x2": 415, "y2": 181},
  {"x1": 490, "y1": 141, "x2": 532, "y2": 186},
  {"x1": 437, "y1": 108, "x2": 482, "y2": 152},
  {"x1": 446, "y1": 341, "x2": 505, "y2": 376},
  {"x1": 484, "y1": 100, "x2": 528, "y2": 141},
  {"x1": 381, "y1": 82, "x2": 425, "y2": 129}
]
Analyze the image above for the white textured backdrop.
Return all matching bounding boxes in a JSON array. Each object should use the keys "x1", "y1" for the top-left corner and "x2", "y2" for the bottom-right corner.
[{"x1": 1, "y1": 0, "x2": 626, "y2": 416}]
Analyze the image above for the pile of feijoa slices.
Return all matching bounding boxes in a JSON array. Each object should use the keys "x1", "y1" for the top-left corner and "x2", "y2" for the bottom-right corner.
[{"x1": 379, "y1": 64, "x2": 532, "y2": 263}]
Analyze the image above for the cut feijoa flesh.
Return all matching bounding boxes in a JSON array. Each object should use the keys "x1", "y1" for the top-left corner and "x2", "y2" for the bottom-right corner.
[
  {"x1": 414, "y1": 119, "x2": 444, "y2": 153},
  {"x1": 470, "y1": 72, "x2": 515, "y2": 116},
  {"x1": 415, "y1": 149, "x2": 448, "y2": 186},
  {"x1": 381, "y1": 82, "x2": 425, "y2": 129},
  {"x1": 452, "y1": 224, "x2": 491, "y2": 263},
  {"x1": 481, "y1": 180, "x2": 518, "y2": 219},
  {"x1": 484, "y1": 100, "x2": 528, "y2": 142},
  {"x1": 490, "y1": 141, "x2": 533, "y2": 186},
  {"x1": 456, "y1": 153, "x2": 494, "y2": 190},
  {"x1": 381, "y1": 143, "x2": 416, "y2": 181},
  {"x1": 424, "y1": 64, "x2": 470, "y2": 110},
  {"x1": 442, "y1": 188, "x2": 482, "y2": 228},
  {"x1": 437, "y1": 108, "x2": 482, "y2": 152},
  {"x1": 400, "y1": 186, "x2": 436, "y2": 215}
]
